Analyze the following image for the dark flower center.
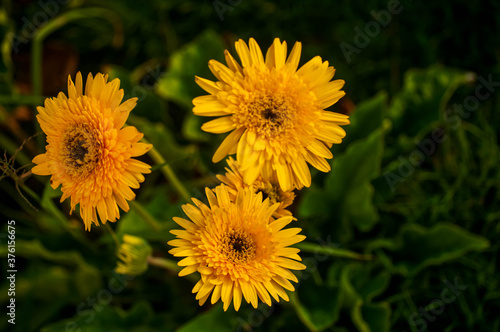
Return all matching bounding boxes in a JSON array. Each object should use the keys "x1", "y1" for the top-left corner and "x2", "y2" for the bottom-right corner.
[
  {"x1": 63, "y1": 124, "x2": 100, "y2": 175},
  {"x1": 221, "y1": 230, "x2": 256, "y2": 264}
]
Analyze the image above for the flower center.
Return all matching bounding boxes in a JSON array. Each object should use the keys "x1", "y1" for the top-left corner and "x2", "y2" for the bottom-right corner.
[
  {"x1": 256, "y1": 182, "x2": 280, "y2": 205},
  {"x1": 235, "y1": 95, "x2": 295, "y2": 139},
  {"x1": 63, "y1": 124, "x2": 100, "y2": 176},
  {"x1": 221, "y1": 229, "x2": 256, "y2": 264}
]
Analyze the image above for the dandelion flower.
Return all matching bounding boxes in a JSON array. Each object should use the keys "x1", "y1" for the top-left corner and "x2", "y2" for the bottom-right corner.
[
  {"x1": 32, "y1": 72, "x2": 152, "y2": 231},
  {"x1": 168, "y1": 185, "x2": 306, "y2": 311},
  {"x1": 217, "y1": 157, "x2": 294, "y2": 218},
  {"x1": 194, "y1": 38, "x2": 349, "y2": 191}
]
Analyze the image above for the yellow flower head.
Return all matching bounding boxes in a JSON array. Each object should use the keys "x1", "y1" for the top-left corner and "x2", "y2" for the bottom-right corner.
[
  {"x1": 32, "y1": 72, "x2": 152, "y2": 231},
  {"x1": 115, "y1": 234, "x2": 152, "y2": 276},
  {"x1": 168, "y1": 185, "x2": 306, "y2": 311},
  {"x1": 217, "y1": 157, "x2": 295, "y2": 218},
  {"x1": 194, "y1": 38, "x2": 349, "y2": 191}
]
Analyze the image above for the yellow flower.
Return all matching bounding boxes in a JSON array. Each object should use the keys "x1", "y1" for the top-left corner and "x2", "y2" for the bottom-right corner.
[
  {"x1": 32, "y1": 72, "x2": 152, "y2": 231},
  {"x1": 168, "y1": 185, "x2": 306, "y2": 311},
  {"x1": 115, "y1": 234, "x2": 152, "y2": 276},
  {"x1": 217, "y1": 157, "x2": 295, "y2": 218},
  {"x1": 194, "y1": 38, "x2": 349, "y2": 191}
]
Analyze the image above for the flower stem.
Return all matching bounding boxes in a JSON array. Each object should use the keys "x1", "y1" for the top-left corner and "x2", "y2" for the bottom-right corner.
[
  {"x1": 0, "y1": 95, "x2": 45, "y2": 106},
  {"x1": 148, "y1": 256, "x2": 198, "y2": 283},
  {"x1": 143, "y1": 139, "x2": 191, "y2": 202},
  {"x1": 295, "y1": 242, "x2": 374, "y2": 261},
  {"x1": 147, "y1": 256, "x2": 179, "y2": 272},
  {"x1": 289, "y1": 293, "x2": 318, "y2": 332},
  {"x1": 31, "y1": 8, "x2": 123, "y2": 97},
  {"x1": 129, "y1": 200, "x2": 162, "y2": 231},
  {"x1": 105, "y1": 222, "x2": 120, "y2": 249}
]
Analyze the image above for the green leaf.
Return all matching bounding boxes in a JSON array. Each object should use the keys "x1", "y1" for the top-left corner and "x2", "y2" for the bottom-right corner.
[
  {"x1": 384, "y1": 223, "x2": 490, "y2": 275},
  {"x1": 41, "y1": 183, "x2": 67, "y2": 227},
  {"x1": 156, "y1": 30, "x2": 225, "y2": 108},
  {"x1": 388, "y1": 65, "x2": 472, "y2": 136},
  {"x1": 182, "y1": 112, "x2": 213, "y2": 142},
  {"x1": 356, "y1": 272, "x2": 391, "y2": 303},
  {"x1": 299, "y1": 124, "x2": 387, "y2": 235},
  {"x1": 338, "y1": 264, "x2": 391, "y2": 332},
  {"x1": 177, "y1": 303, "x2": 239, "y2": 332},
  {"x1": 293, "y1": 280, "x2": 343, "y2": 331},
  {"x1": 0, "y1": 239, "x2": 102, "y2": 299},
  {"x1": 106, "y1": 65, "x2": 168, "y2": 123},
  {"x1": 295, "y1": 186, "x2": 331, "y2": 219},
  {"x1": 39, "y1": 182, "x2": 92, "y2": 247},
  {"x1": 342, "y1": 182, "x2": 379, "y2": 232},
  {"x1": 339, "y1": 263, "x2": 390, "y2": 306},
  {"x1": 127, "y1": 114, "x2": 198, "y2": 169},
  {"x1": 328, "y1": 125, "x2": 387, "y2": 232},
  {"x1": 352, "y1": 302, "x2": 391, "y2": 332},
  {"x1": 41, "y1": 301, "x2": 156, "y2": 332},
  {"x1": 343, "y1": 91, "x2": 387, "y2": 146},
  {"x1": 117, "y1": 189, "x2": 177, "y2": 241}
]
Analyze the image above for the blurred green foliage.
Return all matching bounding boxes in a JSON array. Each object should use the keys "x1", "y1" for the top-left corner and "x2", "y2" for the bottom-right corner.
[{"x1": 0, "y1": 0, "x2": 499, "y2": 331}]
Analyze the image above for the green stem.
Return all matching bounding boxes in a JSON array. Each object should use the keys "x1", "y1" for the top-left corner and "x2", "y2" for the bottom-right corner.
[
  {"x1": 32, "y1": 8, "x2": 122, "y2": 97},
  {"x1": 148, "y1": 256, "x2": 198, "y2": 283},
  {"x1": 289, "y1": 293, "x2": 318, "y2": 332},
  {"x1": 19, "y1": 181, "x2": 40, "y2": 203},
  {"x1": 16, "y1": 182, "x2": 40, "y2": 212},
  {"x1": 105, "y1": 222, "x2": 120, "y2": 249},
  {"x1": 0, "y1": 94, "x2": 45, "y2": 106},
  {"x1": 143, "y1": 139, "x2": 191, "y2": 202},
  {"x1": 147, "y1": 256, "x2": 180, "y2": 272},
  {"x1": 296, "y1": 242, "x2": 374, "y2": 261},
  {"x1": 129, "y1": 200, "x2": 162, "y2": 231}
]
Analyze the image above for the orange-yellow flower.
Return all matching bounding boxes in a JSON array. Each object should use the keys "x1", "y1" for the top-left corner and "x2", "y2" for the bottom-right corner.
[
  {"x1": 194, "y1": 38, "x2": 349, "y2": 191},
  {"x1": 168, "y1": 185, "x2": 306, "y2": 311},
  {"x1": 217, "y1": 157, "x2": 295, "y2": 218},
  {"x1": 32, "y1": 72, "x2": 152, "y2": 231}
]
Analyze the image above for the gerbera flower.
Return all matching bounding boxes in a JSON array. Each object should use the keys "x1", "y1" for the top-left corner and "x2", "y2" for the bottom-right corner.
[
  {"x1": 217, "y1": 157, "x2": 295, "y2": 218},
  {"x1": 193, "y1": 38, "x2": 349, "y2": 191},
  {"x1": 32, "y1": 72, "x2": 152, "y2": 231},
  {"x1": 168, "y1": 185, "x2": 306, "y2": 311}
]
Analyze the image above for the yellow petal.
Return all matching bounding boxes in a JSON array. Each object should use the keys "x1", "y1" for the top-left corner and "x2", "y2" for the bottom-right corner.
[
  {"x1": 129, "y1": 142, "x2": 152, "y2": 157},
  {"x1": 113, "y1": 98, "x2": 137, "y2": 128},
  {"x1": 285, "y1": 41, "x2": 302, "y2": 74},
  {"x1": 313, "y1": 80, "x2": 345, "y2": 101},
  {"x1": 208, "y1": 60, "x2": 235, "y2": 83},
  {"x1": 235, "y1": 39, "x2": 251, "y2": 67},
  {"x1": 195, "y1": 76, "x2": 221, "y2": 95},
  {"x1": 212, "y1": 127, "x2": 245, "y2": 163},
  {"x1": 291, "y1": 157, "x2": 311, "y2": 188},
  {"x1": 307, "y1": 139, "x2": 333, "y2": 159},
  {"x1": 233, "y1": 283, "x2": 242, "y2": 311},
  {"x1": 224, "y1": 49, "x2": 243, "y2": 73},
  {"x1": 201, "y1": 116, "x2": 235, "y2": 134},
  {"x1": 319, "y1": 90, "x2": 346, "y2": 109},
  {"x1": 249, "y1": 38, "x2": 265, "y2": 65},
  {"x1": 275, "y1": 162, "x2": 293, "y2": 191},
  {"x1": 320, "y1": 111, "x2": 350, "y2": 124},
  {"x1": 75, "y1": 72, "x2": 83, "y2": 96},
  {"x1": 32, "y1": 153, "x2": 47, "y2": 165},
  {"x1": 31, "y1": 162, "x2": 51, "y2": 176}
]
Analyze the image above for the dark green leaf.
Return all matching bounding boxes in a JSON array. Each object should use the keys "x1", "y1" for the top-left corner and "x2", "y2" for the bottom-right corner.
[
  {"x1": 177, "y1": 303, "x2": 239, "y2": 332},
  {"x1": 388, "y1": 66, "x2": 471, "y2": 136},
  {"x1": 384, "y1": 223, "x2": 490, "y2": 276},
  {"x1": 155, "y1": 30, "x2": 225, "y2": 108}
]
